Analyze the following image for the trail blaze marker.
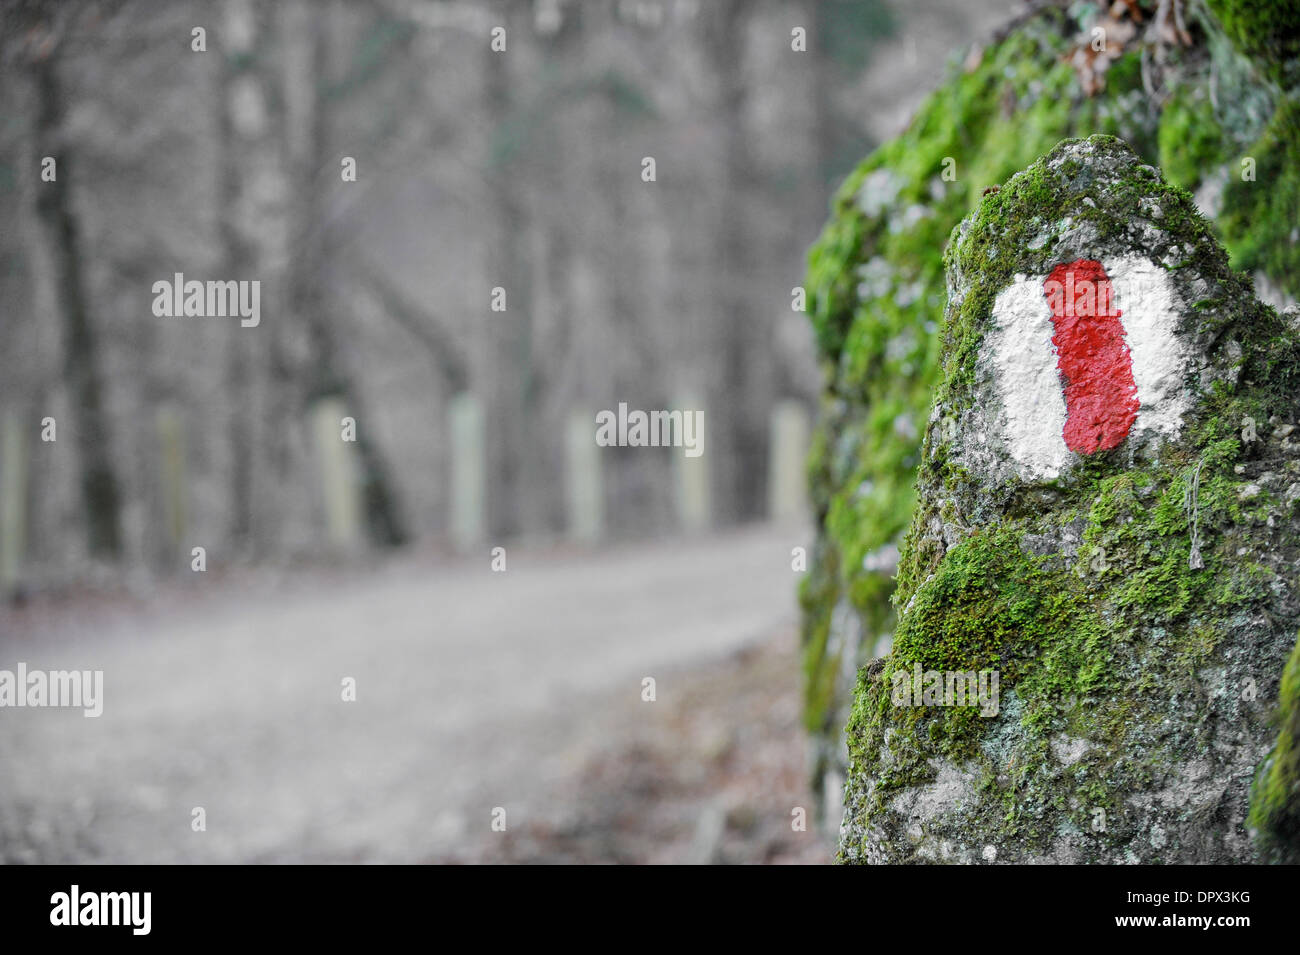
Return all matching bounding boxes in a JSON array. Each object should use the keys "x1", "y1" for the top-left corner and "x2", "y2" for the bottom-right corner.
[
  {"x1": 985, "y1": 253, "x2": 1190, "y2": 480},
  {"x1": 1044, "y1": 259, "x2": 1139, "y2": 454}
]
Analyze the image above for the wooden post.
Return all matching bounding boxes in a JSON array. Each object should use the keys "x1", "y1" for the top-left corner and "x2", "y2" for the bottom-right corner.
[
  {"x1": 674, "y1": 398, "x2": 710, "y2": 533},
  {"x1": 0, "y1": 411, "x2": 27, "y2": 593},
  {"x1": 768, "y1": 399, "x2": 811, "y2": 524},
  {"x1": 312, "y1": 397, "x2": 361, "y2": 550},
  {"x1": 565, "y1": 409, "x2": 603, "y2": 543},
  {"x1": 449, "y1": 393, "x2": 486, "y2": 550}
]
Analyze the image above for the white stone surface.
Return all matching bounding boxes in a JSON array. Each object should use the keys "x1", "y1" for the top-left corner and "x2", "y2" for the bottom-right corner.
[{"x1": 987, "y1": 276, "x2": 1069, "y2": 479}]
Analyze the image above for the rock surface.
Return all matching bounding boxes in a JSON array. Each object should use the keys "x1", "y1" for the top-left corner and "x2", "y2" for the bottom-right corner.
[{"x1": 838, "y1": 135, "x2": 1300, "y2": 864}]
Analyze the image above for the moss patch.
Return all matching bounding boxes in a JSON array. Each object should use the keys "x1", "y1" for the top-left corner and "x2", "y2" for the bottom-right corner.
[
  {"x1": 1250, "y1": 633, "x2": 1300, "y2": 860},
  {"x1": 1219, "y1": 98, "x2": 1300, "y2": 298},
  {"x1": 1206, "y1": 0, "x2": 1300, "y2": 89}
]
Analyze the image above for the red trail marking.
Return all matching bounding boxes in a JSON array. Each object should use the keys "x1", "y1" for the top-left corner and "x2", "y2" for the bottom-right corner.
[{"x1": 1043, "y1": 259, "x2": 1139, "y2": 454}]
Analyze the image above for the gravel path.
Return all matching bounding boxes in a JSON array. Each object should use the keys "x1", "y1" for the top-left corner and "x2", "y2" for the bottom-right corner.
[{"x1": 0, "y1": 525, "x2": 814, "y2": 863}]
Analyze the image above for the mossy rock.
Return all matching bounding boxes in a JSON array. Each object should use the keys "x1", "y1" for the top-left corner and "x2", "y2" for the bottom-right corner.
[
  {"x1": 839, "y1": 135, "x2": 1300, "y2": 864},
  {"x1": 799, "y1": 0, "x2": 1297, "y2": 830}
]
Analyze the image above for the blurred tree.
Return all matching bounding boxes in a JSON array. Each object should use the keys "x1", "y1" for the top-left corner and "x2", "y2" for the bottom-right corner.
[
  {"x1": 24, "y1": 9, "x2": 123, "y2": 558},
  {"x1": 218, "y1": 0, "x2": 280, "y2": 555},
  {"x1": 285, "y1": 0, "x2": 408, "y2": 548}
]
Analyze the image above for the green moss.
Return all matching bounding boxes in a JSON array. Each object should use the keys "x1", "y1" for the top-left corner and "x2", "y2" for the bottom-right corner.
[
  {"x1": 893, "y1": 527, "x2": 1101, "y2": 693},
  {"x1": 1206, "y1": 0, "x2": 1300, "y2": 88},
  {"x1": 1219, "y1": 97, "x2": 1300, "y2": 298},
  {"x1": 1158, "y1": 84, "x2": 1232, "y2": 192},
  {"x1": 799, "y1": 536, "x2": 841, "y2": 733},
  {"x1": 1251, "y1": 633, "x2": 1300, "y2": 859}
]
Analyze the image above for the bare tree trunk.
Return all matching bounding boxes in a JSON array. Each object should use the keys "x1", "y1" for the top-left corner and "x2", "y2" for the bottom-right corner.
[
  {"x1": 702, "y1": 0, "x2": 766, "y2": 525},
  {"x1": 28, "y1": 30, "x2": 122, "y2": 559},
  {"x1": 482, "y1": 4, "x2": 533, "y2": 541},
  {"x1": 595, "y1": 143, "x2": 665, "y2": 534},
  {"x1": 527, "y1": 214, "x2": 574, "y2": 535},
  {"x1": 285, "y1": 0, "x2": 408, "y2": 548},
  {"x1": 219, "y1": 0, "x2": 275, "y2": 556}
]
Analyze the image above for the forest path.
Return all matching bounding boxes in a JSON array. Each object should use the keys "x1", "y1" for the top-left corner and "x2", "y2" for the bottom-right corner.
[{"x1": 0, "y1": 525, "x2": 812, "y2": 863}]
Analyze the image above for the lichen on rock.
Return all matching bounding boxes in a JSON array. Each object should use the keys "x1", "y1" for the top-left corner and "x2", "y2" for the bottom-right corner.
[{"x1": 838, "y1": 134, "x2": 1300, "y2": 864}]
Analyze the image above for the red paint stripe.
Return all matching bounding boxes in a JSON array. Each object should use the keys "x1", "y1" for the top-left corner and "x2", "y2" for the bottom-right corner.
[{"x1": 1043, "y1": 259, "x2": 1139, "y2": 454}]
